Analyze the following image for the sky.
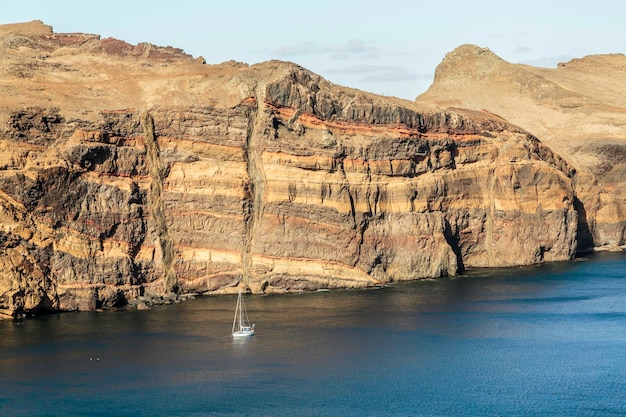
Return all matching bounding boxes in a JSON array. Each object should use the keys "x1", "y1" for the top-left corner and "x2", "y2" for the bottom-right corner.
[{"x1": 4, "y1": 0, "x2": 625, "y2": 100}]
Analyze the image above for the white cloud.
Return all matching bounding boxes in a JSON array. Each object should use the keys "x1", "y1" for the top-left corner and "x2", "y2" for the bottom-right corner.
[
  {"x1": 271, "y1": 41, "x2": 319, "y2": 56},
  {"x1": 270, "y1": 39, "x2": 380, "y2": 60},
  {"x1": 325, "y1": 64, "x2": 417, "y2": 83},
  {"x1": 513, "y1": 46, "x2": 533, "y2": 55},
  {"x1": 517, "y1": 55, "x2": 576, "y2": 68}
]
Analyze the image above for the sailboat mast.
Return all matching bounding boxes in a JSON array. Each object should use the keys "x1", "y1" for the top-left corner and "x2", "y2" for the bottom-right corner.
[
  {"x1": 232, "y1": 291, "x2": 240, "y2": 333},
  {"x1": 238, "y1": 291, "x2": 243, "y2": 329}
]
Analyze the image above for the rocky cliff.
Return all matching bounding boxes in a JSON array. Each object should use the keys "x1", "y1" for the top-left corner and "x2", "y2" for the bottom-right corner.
[
  {"x1": 417, "y1": 44, "x2": 626, "y2": 252},
  {"x1": 1, "y1": 22, "x2": 581, "y2": 318}
]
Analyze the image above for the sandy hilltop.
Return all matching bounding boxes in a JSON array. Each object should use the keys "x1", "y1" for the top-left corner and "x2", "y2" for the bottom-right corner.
[{"x1": 0, "y1": 21, "x2": 623, "y2": 318}]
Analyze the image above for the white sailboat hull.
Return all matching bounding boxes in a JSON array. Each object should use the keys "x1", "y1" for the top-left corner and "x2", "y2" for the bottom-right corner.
[{"x1": 232, "y1": 327, "x2": 255, "y2": 338}]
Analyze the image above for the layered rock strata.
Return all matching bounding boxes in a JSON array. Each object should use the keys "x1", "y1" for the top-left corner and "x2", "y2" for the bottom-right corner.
[
  {"x1": 0, "y1": 22, "x2": 580, "y2": 318},
  {"x1": 417, "y1": 45, "x2": 626, "y2": 251}
]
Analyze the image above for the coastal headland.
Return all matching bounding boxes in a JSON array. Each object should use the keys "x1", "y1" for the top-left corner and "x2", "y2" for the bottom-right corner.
[{"x1": 0, "y1": 21, "x2": 623, "y2": 318}]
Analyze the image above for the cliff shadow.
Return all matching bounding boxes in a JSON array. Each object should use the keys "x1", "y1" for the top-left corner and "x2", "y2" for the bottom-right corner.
[
  {"x1": 444, "y1": 219, "x2": 465, "y2": 274},
  {"x1": 573, "y1": 196, "x2": 594, "y2": 254}
]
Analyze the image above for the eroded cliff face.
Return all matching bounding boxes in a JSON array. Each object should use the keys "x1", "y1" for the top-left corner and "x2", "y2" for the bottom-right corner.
[
  {"x1": 0, "y1": 22, "x2": 580, "y2": 318},
  {"x1": 417, "y1": 44, "x2": 626, "y2": 252}
]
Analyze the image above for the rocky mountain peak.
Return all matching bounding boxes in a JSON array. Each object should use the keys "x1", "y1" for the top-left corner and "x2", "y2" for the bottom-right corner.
[{"x1": 432, "y1": 44, "x2": 506, "y2": 83}]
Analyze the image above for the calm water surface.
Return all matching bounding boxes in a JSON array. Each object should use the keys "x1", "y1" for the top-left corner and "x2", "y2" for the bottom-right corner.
[{"x1": 1, "y1": 252, "x2": 626, "y2": 416}]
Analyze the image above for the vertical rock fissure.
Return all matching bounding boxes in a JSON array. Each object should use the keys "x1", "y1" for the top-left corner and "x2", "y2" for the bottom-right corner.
[
  {"x1": 486, "y1": 167, "x2": 497, "y2": 266},
  {"x1": 355, "y1": 161, "x2": 378, "y2": 267},
  {"x1": 336, "y1": 153, "x2": 365, "y2": 267},
  {"x1": 141, "y1": 111, "x2": 177, "y2": 294},
  {"x1": 338, "y1": 157, "x2": 357, "y2": 230},
  {"x1": 241, "y1": 88, "x2": 268, "y2": 287},
  {"x1": 127, "y1": 181, "x2": 146, "y2": 278}
]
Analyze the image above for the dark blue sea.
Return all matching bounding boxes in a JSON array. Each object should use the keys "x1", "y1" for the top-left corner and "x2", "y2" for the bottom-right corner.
[{"x1": 1, "y1": 252, "x2": 626, "y2": 417}]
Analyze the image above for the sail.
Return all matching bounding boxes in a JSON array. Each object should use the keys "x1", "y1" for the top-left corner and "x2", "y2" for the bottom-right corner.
[{"x1": 232, "y1": 290, "x2": 254, "y2": 337}]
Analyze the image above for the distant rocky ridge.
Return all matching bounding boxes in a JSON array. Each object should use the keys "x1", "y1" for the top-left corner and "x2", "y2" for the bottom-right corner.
[
  {"x1": 417, "y1": 44, "x2": 626, "y2": 252},
  {"x1": 0, "y1": 21, "x2": 614, "y2": 319}
]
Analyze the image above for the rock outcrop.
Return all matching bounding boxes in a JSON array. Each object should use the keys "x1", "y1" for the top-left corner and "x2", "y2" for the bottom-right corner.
[
  {"x1": 0, "y1": 22, "x2": 582, "y2": 318},
  {"x1": 417, "y1": 44, "x2": 626, "y2": 252}
]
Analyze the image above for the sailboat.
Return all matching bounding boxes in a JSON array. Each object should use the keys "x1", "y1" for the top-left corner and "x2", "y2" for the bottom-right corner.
[{"x1": 232, "y1": 289, "x2": 255, "y2": 338}]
